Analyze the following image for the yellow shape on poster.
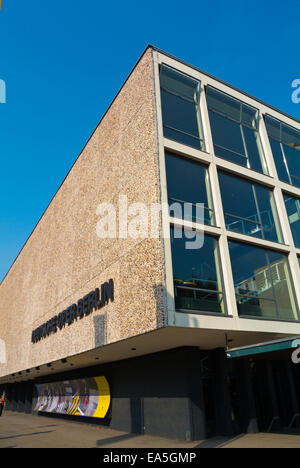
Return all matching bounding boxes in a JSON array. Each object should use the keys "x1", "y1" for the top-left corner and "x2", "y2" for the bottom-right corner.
[
  {"x1": 68, "y1": 394, "x2": 80, "y2": 415},
  {"x1": 93, "y1": 376, "x2": 110, "y2": 418}
]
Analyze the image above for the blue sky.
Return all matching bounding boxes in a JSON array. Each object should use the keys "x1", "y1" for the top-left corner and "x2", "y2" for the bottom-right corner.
[{"x1": 0, "y1": 0, "x2": 299, "y2": 282}]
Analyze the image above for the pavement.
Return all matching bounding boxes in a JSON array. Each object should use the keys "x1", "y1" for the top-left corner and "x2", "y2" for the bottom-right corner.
[{"x1": 1, "y1": 411, "x2": 300, "y2": 448}]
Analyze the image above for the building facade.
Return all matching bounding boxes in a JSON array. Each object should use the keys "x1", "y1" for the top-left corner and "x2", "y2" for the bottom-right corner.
[{"x1": 1, "y1": 46, "x2": 300, "y2": 440}]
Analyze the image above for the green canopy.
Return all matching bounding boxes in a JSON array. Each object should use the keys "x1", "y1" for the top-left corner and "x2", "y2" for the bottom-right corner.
[{"x1": 226, "y1": 336, "x2": 300, "y2": 359}]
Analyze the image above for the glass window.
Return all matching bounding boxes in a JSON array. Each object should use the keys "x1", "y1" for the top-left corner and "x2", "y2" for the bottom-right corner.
[
  {"x1": 160, "y1": 65, "x2": 205, "y2": 151},
  {"x1": 265, "y1": 115, "x2": 300, "y2": 188},
  {"x1": 170, "y1": 227, "x2": 225, "y2": 314},
  {"x1": 228, "y1": 241, "x2": 298, "y2": 321},
  {"x1": 165, "y1": 152, "x2": 215, "y2": 225},
  {"x1": 218, "y1": 171, "x2": 282, "y2": 243},
  {"x1": 206, "y1": 86, "x2": 267, "y2": 174},
  {"x1": 283, "y1": 193, "x2": 300, "y2": 248}
]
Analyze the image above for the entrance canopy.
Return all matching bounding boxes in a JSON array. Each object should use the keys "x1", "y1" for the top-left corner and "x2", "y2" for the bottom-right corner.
[{"x1": 226, "y1": 336, "x2": 300, "y2": 359}]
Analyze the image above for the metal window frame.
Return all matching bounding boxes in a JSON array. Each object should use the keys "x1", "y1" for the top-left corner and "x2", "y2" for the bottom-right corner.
[
  {"x1": 170, "y1": 224, "x2": 227, "y2": 316},
  {"x1": 218, "y1": 170, "x2": 283, "y2": 243},
  {"x1": 159, "y1": 63, "x2": 205, "y2": 152},
  {"x1": 206, "y1": 84, "x2": 259, "y2": 129}
]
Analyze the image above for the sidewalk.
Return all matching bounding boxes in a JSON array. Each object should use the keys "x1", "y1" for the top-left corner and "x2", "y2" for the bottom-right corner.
[
  {"x1": 0, "y1": 411, "x2": 203, "y2": 449},
  {"x1": 1, "y1": 411, "x2": 300, "y2": 448}
]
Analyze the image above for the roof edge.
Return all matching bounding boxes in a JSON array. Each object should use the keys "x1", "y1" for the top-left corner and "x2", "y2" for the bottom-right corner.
[{"x1": 149, "y1": 44, "x2": 300, "y2": 126}]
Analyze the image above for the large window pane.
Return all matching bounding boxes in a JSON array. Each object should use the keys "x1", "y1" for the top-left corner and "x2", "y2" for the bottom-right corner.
[
  {"x1": 283, "y1": 193, "x2": 300, "y2": 247},
  {"x1": 206, "y1": 85, "x2": 241, "y2": 122},
  {"x1": 161, "y1": 90, "x2": 201, "y2": 148},
  {"x1": 208, "y1": 111, "x2": 247, "y2": 166},
  {"x1": 284, "y1": 145, "x2": 300, "y2": 187},
  {"x1": 228, "y1": 241, "x2": 298, "y2": 321},
  {"x1": 170, "y1": 228, "x2": 225, "y2": 314},
  {"x1": 165, "y1": 152, "x2": 215, "y2": 225},
  {"x1": 207, "y1": 86, "x2": 267, "y2": 174},
  {"x1": 265, "y1": 115, "x2": 300, "y2": 188},
  {"x1": 160, "y1": 65, "x2": 205, "y2": 151},
  {"x1": 218, "y1": 171, "x2": 282, "y2": 242}
]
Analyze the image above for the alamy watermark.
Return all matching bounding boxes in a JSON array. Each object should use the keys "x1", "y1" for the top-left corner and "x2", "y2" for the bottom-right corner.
[
  {"x1": 0, "y1": 79, "x2": 6, "y2": 103},
  {"x1": 292, "y1": 79, "x2": 300, "y2": 104},
  {"x1": 96, "y1": 195, "x2": 205, "y2": 249},
  {"x1": 291, "y1": 339, "x2": 300, "y2": 364}
]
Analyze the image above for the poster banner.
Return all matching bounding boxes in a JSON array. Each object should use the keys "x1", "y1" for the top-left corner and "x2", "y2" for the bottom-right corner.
[{"x1": 34, "y1": 376, "x2": 110, "y2": 419}]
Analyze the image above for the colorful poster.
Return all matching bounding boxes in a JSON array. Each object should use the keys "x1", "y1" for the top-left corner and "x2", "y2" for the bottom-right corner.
[{"x1": 34, "y1": 376, "x2": 110, "y2": 419}]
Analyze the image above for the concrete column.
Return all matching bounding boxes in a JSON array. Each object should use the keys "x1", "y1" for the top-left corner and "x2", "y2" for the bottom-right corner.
[
  {"x1": 130, "y1": 397, "x2": 144, "y2": 434},
  {"x1": 186, "y1": 348, "x2": 206, "y2": 440},
  {"x1": 11, "y1": 384, "x2": 18, "y2": 411},
  {"x1": 25, "y1": 381, "x2": 34, "y2": 414},
  {"x1": 17, "y1": 382, "x2": 26, "y2": 412},
  {"x1": 291, "y1": 361, "x2": 300, "y2": 401},
  {"x1": 3, "y1": 384, "x2": 12, "y2": 411},
  {"x1": 210, "y1": 348, "x2": 234, "y2": 436},
  {"x1": 256, "y1": 360, "x2": 282, "y2": 431},
  {"x1": 236, "y1": 359, "x2": 258, "y2": 433},
  {"x1": 284, "y1": 361, "x2": 300, "y2": 428}
]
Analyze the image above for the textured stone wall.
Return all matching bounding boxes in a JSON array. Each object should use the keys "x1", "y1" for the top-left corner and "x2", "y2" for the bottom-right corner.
[{"x1": 0, "y1": 47, "x2": 167, "y2": 377}]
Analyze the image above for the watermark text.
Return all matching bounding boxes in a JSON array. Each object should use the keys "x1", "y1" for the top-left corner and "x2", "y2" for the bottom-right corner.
[
  {"x1": 292, "y1": 79, "x2": 300, "y2": 104},
  {"x1": 96, "y1": 195, "x2": 205, "y2": 250}
]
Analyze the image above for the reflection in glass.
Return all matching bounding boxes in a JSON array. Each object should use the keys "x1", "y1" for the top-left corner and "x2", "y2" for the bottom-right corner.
[
  {"x1": 283, "y1": 193, "x2": 300, "y2": 248},
  {"x1": 165, "y1": 152, "x2": 215, "y2": 225},
  {"x1": 160, "y1": 65, "x2": 205, "y2": 150},
  {"x1": 265, "y1": 115, "x2": 300, "y2": 188},
  {"x1": 206, "y1": 86, "x2": 267, "y2": 174},
  {"x1": 218, "y1": 171, "x2": 282, "y2": 242},
  {"x1": 170, "y1": 228, "x2": 225, "y2": 314},
  {"x1": 228, "y1": 241, "x2": 298, "y2": 320}
]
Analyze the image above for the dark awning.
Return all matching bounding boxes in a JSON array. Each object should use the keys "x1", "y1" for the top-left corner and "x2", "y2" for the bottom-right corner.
[{"x1": 226, "y1": 336, "x2": 300, "y2": 359}]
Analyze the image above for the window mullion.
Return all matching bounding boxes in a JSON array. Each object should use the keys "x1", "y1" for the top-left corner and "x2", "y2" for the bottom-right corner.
[
  {"x1": 240, "y1": 124, "x2": 250, "y2": 170},
  {"x1": 251, "y1": 184, "x2": 264, "y2": 238},
  {"x1": 280, "y1": 143, "x2": 293, "y2": 186}
]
